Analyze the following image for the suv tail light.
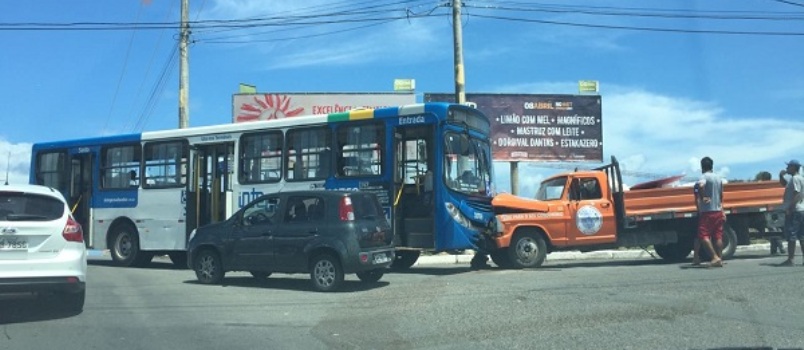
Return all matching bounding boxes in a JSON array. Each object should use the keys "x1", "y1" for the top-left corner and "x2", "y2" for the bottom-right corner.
[
  {"x1": 339, "y1": 196, "x2": 355, "y2": 221},
  {"x1": 63, "y1": 216, "x2": 84, "y2": 243}
]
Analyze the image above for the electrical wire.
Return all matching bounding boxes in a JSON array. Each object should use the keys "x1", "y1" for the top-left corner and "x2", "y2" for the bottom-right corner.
[
  {"x1": 125, "y1": 0, "x2": 179, "y2": 132},
  {"x1": 102, "y1": 2, "x2": 144, "y2": 132},
  {"x1": 466, "y1": 12, "x2": 804, "y2": 36}
]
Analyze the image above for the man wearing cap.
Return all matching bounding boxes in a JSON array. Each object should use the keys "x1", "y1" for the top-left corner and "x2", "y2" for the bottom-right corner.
[{"x1": 779, "y1": 159, "x2": 804, "y2": 266}]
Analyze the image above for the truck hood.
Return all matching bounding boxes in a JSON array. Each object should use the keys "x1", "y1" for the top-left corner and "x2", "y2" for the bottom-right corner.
[{"x1": 491, "y1": 193, "x2": 550, "y2": 214}]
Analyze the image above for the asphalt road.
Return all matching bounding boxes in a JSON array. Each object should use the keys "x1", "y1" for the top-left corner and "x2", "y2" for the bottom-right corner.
[{"x1": 2, "y1": 252, "x2": 803, "y2": 350}]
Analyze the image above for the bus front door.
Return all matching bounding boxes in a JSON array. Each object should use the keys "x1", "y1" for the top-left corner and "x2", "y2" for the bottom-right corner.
[
  {"x1": 69, "y1": 151, "x2": 93, "y2": 246},
  {"x1": 187, "y1": 143, "x2": 234, "y2": 235},
  {"x1": 393, "y1": 125, "x2": 435, "y2": 251}
]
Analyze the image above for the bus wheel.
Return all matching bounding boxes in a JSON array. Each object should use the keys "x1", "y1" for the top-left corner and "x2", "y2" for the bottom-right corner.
[
  {"x1": 507, "y1": 232, "x2": 547, "y2": 269},
  {"x1": 110, "y1": 224, "x2": 151, "y2": 267},
  {"x1": 391, "y1": 251, "x2": 420, "y2": 270},
  {"x1": 168, "y1": 252, "x2": 188, "y2": 269}
]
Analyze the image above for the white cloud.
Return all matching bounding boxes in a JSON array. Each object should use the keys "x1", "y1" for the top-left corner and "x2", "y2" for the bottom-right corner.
[
  {"x1": 0, "y1": 139, "x2": 32, "y2": 185},
  {"x1": 603, "y1": 88, "x2": 804, "y2": 175}
]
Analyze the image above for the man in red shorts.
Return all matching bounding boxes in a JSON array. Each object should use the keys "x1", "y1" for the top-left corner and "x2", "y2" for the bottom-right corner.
[{"x1": 692, "y1": 156, "x2": 725, "y2": 267}]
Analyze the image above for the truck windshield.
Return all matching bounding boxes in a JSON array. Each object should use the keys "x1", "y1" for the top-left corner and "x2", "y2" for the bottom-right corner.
[
  {"x1": 444, "y1": 132, "x2": 492, "y2": 196},
  {"x1": 536, "y1": 177, "x2": 568, "y2": 201}
]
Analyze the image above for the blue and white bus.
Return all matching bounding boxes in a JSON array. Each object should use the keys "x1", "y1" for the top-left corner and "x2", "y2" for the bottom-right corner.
[{"x1": 30, "y1": 103, "x2": 494, "y2": 268}]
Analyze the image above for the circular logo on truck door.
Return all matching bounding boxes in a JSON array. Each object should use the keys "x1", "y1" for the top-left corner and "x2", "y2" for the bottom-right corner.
[{"x1": 576, "y1": 205, "x2": 603, "y2": 235}]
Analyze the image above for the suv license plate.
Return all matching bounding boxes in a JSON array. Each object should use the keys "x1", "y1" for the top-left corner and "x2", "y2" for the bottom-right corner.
[{"x1": 373, "y1": 253, "x2": 391, "y2": 264}]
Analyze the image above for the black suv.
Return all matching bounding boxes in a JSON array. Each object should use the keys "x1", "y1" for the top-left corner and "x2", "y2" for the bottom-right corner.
[{"x1": 187, "y1": 190, "x2": 394, "y2": 292}]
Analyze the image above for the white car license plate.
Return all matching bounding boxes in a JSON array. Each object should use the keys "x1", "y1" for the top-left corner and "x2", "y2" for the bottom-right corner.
[
  {"x1": 373, "y1": 253, "x2": 390, "y2": 264},
  {"x1": 0, "y1": 238, "x2": 28, "y2": 250}
]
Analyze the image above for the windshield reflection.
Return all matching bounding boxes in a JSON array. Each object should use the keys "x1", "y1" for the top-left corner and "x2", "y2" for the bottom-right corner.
[{"x1": 443, "y1": 132, "x2": 492, "y2": 196}]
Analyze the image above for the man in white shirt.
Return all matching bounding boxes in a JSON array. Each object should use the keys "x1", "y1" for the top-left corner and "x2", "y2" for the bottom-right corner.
[{"x1": 779, "y1": 159, "x2": 804, "y2": 266}]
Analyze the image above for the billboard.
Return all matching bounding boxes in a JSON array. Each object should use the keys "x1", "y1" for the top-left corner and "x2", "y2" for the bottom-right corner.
[
  {"x1": 233, "y1": 93, "x2": 415, "y2": 123},
  {"x1": 425, "y1": 93, "x2": 602, "y2": 162}
]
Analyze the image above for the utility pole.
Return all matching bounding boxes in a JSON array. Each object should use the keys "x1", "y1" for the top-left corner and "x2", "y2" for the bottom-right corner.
[
  {"x1": 178, "y1": 0, "x2": 190, "y2": 129},
  {"x1": 452, "y1": 0, "x2": 465, "y2": 104}
]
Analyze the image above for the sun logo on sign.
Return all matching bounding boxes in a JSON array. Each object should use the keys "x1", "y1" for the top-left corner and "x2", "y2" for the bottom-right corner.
[{"x1": 236, "y1": 94, "x2": 305, "y2": 122}]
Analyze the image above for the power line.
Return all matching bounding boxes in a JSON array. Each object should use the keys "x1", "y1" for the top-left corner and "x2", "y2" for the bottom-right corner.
[
  {"x1": 194, "y1": 0, "x2": 437, "y2": 42},
  {"x1": 132, "y1": 45, "x2": 179, "y2": 132},
  {"x1": 125, "y1": 0, "x2": 178, "y2": 132},
  {"x1": 102, "y1": 2, "x2": 145, "y2": 132},
  {"x1": 465, "y1": 2, "x2": 804, "y2": 20},
  {"x1": 466, "y1": 12, "x2": 804, "y2": 36},
  {"x1": 772, "y1": 0, "x2": 804, "y2": 8},
  {"x1": 198, "y1": 5, "x2": 443, "y2": 44}
]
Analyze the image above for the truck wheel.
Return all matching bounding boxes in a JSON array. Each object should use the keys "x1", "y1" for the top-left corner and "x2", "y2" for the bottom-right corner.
[
  {"x1": 507, "y1": 232, "x2": 547, "y2": 268},
  {"x1": 391, "y1": 251, "x2": 420, "y2": 270},
  {"x1": 699, "y1": 224, "x2": 738, "y2": 261},
  {"x1": 654, "y1": 238, "x2": 693, "y2": 262},
  {"x1": 110, "y1": 224, "x2": 152, "y2": 267}
]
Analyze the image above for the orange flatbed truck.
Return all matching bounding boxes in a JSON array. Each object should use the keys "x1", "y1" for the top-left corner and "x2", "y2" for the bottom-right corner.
[{"x1": 483, "y1": 156, "x2": 786, "y2": 268}]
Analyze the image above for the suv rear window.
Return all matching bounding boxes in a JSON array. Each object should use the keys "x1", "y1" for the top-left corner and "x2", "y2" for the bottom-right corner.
[
  {"x1": 0, "y1": 192, "x2": 65, "y2": 221},
  {"x1": 349, "y1": 194, "x2": 383, "y2": 221}
]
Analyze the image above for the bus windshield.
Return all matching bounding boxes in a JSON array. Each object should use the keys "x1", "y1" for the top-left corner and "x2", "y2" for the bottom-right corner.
[
  {"x1": 444, "y1": 132, "x2": 492, "y2": 196},
  {"x1": 536, "y1": 177, "x2": 567, "y2": 201}
]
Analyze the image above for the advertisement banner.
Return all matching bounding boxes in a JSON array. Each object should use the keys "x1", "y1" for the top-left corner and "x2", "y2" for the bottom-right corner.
[
  {"x1": 233, "y1": 93, "x2": 415, "y2": 123},
  {"x1": 425, "y1": 93, "x2": 602, "y2": 162}
]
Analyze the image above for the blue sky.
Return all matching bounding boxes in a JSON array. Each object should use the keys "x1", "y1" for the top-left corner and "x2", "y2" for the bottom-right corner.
[{"x1": 2, "y1": 0, "x2": 804, "y2": 197}]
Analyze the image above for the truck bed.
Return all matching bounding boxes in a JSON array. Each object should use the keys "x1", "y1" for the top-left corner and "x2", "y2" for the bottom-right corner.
[{"x1": 624, "y1": 180, "x2": 784, "y2": 220}]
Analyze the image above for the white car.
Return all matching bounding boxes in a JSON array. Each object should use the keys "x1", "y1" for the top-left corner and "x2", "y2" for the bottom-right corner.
[{"x1": 0, "y1": 184, "x2": 87, "y2": 312}]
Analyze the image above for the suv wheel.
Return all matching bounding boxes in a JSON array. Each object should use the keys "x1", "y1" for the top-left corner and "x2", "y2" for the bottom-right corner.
[
  {"x1": 194, "y1": 249, "x2": 225, "y2": 284},
  {"x1": 310, "y1": 254, "x2": 344, "y2": 292}
]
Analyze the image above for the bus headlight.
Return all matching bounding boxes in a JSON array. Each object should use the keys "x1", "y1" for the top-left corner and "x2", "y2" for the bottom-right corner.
[
  {"x1": 189, "y1": 229, "x2": 197, "y2": 242},
  {"x1": 445, "y1": 202, "x2": 473, "y2": 229}
]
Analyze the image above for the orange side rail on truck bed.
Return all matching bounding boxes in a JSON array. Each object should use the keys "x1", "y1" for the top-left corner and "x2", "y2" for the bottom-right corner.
[{"x1": 624, "y1": 181, "x2": 784, "y2": 221}]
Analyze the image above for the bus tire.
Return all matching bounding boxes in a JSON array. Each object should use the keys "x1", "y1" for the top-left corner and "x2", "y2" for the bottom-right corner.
[
  {"x1": 391, "y1": 251, "x2": 420, "y2": 270},
  {"x1": 110, "y1": 224, "x2": 150, "y2": 267},
  {"x1": 507, "y1": 231, "x2": 547, "y2": 269}
]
